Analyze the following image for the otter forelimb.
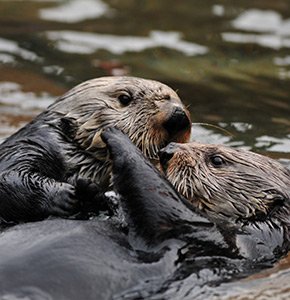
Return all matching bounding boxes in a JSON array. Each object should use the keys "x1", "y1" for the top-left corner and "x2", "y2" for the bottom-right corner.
[{"x1": 0, "y1": 114, "x2": 103, "y2": 222}]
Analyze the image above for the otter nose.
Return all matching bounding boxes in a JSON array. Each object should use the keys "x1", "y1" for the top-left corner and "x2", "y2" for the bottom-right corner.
[
  {"x1": 158, "y1": 143, "x2": 177, "y2": 166},
  {"x1": 163, "y1": 106, "x2": 191, "y2": 136}
]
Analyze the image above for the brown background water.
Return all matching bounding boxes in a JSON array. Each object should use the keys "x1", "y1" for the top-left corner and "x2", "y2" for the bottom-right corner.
[{"x1": 0, "y1": 0, "x2": 290, "y2": 298}]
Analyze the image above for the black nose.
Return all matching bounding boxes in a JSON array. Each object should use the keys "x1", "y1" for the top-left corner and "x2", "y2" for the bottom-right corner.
[
  {"x1": 163, "y1": 107, "x2": 191, "y2": 136},
  {"x1": 158, "y1": 145, "x2": 176, "y2": 166}
]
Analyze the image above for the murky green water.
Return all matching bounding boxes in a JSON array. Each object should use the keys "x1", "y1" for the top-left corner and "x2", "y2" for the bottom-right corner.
[{"x1": 0, "y1": 0, "x2": 290, "y2": 298}]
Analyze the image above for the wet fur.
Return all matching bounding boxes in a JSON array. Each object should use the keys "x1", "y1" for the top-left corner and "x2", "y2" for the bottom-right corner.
[
  {"x1": 0, "y1": 128, "x2": 228, "y2": 300},
  {"x1": 0, "y1": 76, "x2": 191, "y2": 222},
  {"x1": 160, "y1": 142, "x2": 290, "y2": 223},
  {"x1": 0, "y1": 128, "x2": 287, "y2": 300}
]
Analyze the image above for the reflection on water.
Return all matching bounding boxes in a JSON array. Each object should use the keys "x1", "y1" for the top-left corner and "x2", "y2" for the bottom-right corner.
[
  {"x1": 191, "y1": 124, "x2": 234, "y2": 145},
  {"x1": 223, "y1": 9, "x2": 290, "y2": 50},
  {"x1": 212, "y1": 5, "x2": 225, "y2": 17},
  {"x1": 274, "y1": 56, "x2": 290, "y2": 66},
  {"x1": 0, "y1": 81, "x2": 53, "y2": 143},
  {"x1": 0, "y1": 82, "x2": 53, "y2": 109},
  {"x1": 0, "y1": 37, "x2": 40, "y2": 62},
  {"x1": 232, "y1": 9, "x2": 290, "y2": 33},
  {"x1": 39, "y1": 0, "x2": 110, "y2": 23},
  {"x1": 0, "y1": 0, "x2": 290, "y2": 298},
  {"x1": 222, "y1": 32, "x2": 290, "y2": 50},
  {"x1": 192, "y1": 255, "x2": 290, "y2": 300},
  {"x1": 46, "y1": 30, "x2": 208, "y2": 55},
  {"x1": 255, "y1": 134, "x2": 290, "y2": 152}
]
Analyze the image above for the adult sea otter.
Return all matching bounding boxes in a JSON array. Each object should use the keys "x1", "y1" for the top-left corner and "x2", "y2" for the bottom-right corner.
[{"x1": 0, "y1": 76, "x2": 191, "y2": 222}]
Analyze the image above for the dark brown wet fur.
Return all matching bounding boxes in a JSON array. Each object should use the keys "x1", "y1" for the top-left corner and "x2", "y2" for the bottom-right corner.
[{"x1": 0, "y1": 128, "x2": 287, "y2": 300}]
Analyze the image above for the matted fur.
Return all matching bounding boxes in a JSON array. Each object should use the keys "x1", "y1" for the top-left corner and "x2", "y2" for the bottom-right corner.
[
  {"x1": 49, "y1": 76, "x2": 191, "y2": 186},
  {"x1": 160, "y1": 142, "x2": 290, "y2": 222}
]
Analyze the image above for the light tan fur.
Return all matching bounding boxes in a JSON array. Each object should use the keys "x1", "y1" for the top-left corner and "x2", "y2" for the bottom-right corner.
[
  {"x1": 160, "y1": 142, "x2": 290, "y2": 222},
  {"x1": 49, "y1": 76, "x2": 191, "y2": 187}
]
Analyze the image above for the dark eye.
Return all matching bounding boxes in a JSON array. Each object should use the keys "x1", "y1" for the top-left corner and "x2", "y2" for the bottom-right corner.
[
  {"x1": 118, "y1": 94, "x2": 132, "y2": 106},
  {"x1": 210, "y1": 155, "x2": 225, "y2": 167}
]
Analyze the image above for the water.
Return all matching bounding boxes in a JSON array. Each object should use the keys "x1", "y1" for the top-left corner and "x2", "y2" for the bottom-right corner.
[{"x1": 0, "y1": 0, "x2": 289, "y2": 298}]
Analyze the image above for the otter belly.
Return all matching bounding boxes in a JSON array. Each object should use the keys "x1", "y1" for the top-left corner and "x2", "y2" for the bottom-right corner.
[{"x1": 0, "y1": 220, "x2": 180, "y2": 300}]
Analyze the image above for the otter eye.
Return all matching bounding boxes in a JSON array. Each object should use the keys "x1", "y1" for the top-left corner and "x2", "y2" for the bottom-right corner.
[
  {"x1": 118, "y1": 94, "x2": 132, "y2": 106},
  {"x1": 210, "y1": 155, "x2": 225, "y2": 167}
]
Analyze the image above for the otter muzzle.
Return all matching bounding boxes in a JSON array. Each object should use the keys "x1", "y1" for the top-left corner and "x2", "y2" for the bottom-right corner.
[{"x1": 163, "y1": 107, "x2": 191, "y2": 138}]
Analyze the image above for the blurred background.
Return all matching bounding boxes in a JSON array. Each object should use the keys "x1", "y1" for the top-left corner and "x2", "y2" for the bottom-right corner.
[{"x1": 0, "y1": 0, "x2": 289, "y2": 167}]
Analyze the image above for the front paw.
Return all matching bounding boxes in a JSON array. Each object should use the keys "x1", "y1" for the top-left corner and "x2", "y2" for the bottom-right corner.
[
  {"x1": 75, "y1": 178, "x2": 109, "y2": 214},
  {"x1": 46, "y1": 183, "x2": 79, "y2": 217}
]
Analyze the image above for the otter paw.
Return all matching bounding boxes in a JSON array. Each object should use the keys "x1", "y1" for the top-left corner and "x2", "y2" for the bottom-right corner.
[
  {"x1": 75, "y1": 178, "x2": 101, "y2": 200},
  {"x1": 75, "y1": 178, "x2": 109, "y2": 214},
  {"x1": 101, "y1": 127, "x2": 135, "y2": 160},
  {"x1": 101, "y1": 127, "x2": 127, "y2": 150},
  {"x1": 47, "y1": 183, "x2": 79, "y2": 217}
]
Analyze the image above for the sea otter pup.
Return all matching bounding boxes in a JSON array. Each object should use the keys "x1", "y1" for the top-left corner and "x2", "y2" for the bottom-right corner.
[
  {"x1": 0, "y1": 128, "x2": 287, "y2": 300},
  {"x1": 159, "y1": 142, "x2": 290, "y2": 222},
  {"x1": 0, "y1": 76, "x2": 191, "y2": 222},
  {"x1": 159, "y1": 142, "x2": 290, "y2": 259}
]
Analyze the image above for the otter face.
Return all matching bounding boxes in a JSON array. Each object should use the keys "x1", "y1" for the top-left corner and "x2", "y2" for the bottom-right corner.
[
  {"x1": 159, "y1": 142, "x2": 290, "y2": 222},
  {"x1": 52, "y1": 76, "x2": 191, "y2": 161}
]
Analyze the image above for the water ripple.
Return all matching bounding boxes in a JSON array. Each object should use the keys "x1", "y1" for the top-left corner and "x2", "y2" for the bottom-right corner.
[
  {"x1": 46, "y1": 30, "x2": 208, "y2": 56},
  {"x1": 39, "y1": 0, "x2": 110, "y2": 23},
  {"x1": 223, "y1": 9, "x2": 290, "y2": 49},
  {"x1": 0, "y1": 37, "x2": 40, "y2": 62},
  {"x1": 0, "y1": 82, "x2": 53, "y2": 109},
  {"x1": 255, "y1": 135, "x2": 290, "y2": 153}
]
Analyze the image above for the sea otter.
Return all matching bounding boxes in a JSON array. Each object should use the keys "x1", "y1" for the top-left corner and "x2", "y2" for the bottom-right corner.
[
  {"x1": 159, "y1": 141, "x2": 290, "y2": 259},
  {"x1": 0, "y1": 76, "x2": 191, "y2": 222},
  {"x1": 0, "y1": 128, "x2": 287, "y2": 300},
  {"x1": 159, "y1": 142, "x2": 290, "y2": 222}
]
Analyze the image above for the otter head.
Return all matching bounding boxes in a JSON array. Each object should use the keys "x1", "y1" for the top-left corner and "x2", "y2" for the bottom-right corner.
[
  {"x1": 50, "y1": 76, "x2": 191, "y2": 185},
  {"x1": 159, "y1": 142, "x2": 290, "y2": 222}
]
